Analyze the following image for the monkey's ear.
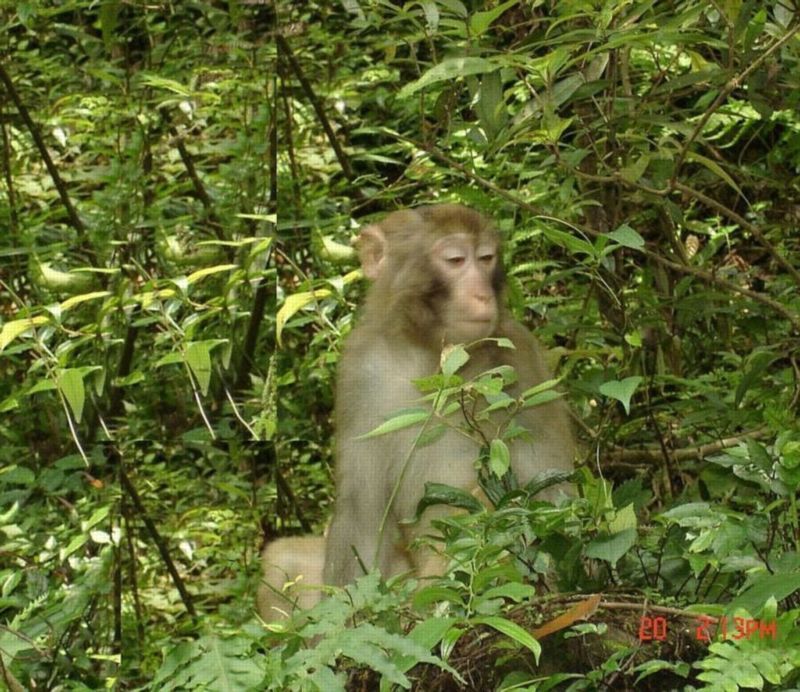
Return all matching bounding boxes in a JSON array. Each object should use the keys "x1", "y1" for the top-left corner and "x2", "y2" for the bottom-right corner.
[{"x1": 356, "y1": 224, "x2": 386, "y2": 280}]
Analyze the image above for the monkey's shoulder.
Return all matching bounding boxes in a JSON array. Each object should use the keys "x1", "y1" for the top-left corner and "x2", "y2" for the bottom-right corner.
[
  {"x1": 341, "y1": 328, "x2": 437, "y2": 376},
  {"x1": 337, "y1": 332, "x2": 433, "y2": 416}
]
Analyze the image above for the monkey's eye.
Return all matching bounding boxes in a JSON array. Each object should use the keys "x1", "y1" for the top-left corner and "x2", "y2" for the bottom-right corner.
[
  {"x1": 445, "y1": 256, "x2": 466, "y2": 266},
  {"x1": 478, "y1": 254, "x2": 495, "y2": 264}
]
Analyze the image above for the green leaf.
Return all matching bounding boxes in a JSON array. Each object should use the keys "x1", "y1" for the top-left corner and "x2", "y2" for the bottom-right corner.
[
  {"x1": 728, "y1": 572, "x2": 800, "y2": 617},
  {"x1": 419, "y1": 1, "x2": 439, "y2": 31},
  {"x1": 58, "y1": 369, "x2": 86, "y2": 423},
  {"x1": 521, "y1": 389, "x2": 562, "y2": 409},
  {"x1": 325, "y1": 623, "x2": 454, "y2": 687},
  {"x1": 735, "y1": 351, "x2": 776, "y2": 407},
  {"x1": 619, "y1": 154, "x2": 650, "y2": 184},
  {"x1": 315, "y1": 234, "x2": 356, "y2": 263},
  {"x1": 472, "y1": 375, "x2": 504, "y2": 397},
  {"x1": 154, "y1": 352, "x2": 183, "y2": 368},
  {"x1": 276, "y1": 288, "x2": 333, "y2": 345},
  {"x1": 634, "y1": 659, "x2": 691, "y2": 684},
  {"x1": 413, "y1": 587, "x2": 464, "y2": 608},
  {"x1": 0, "y1": 316, "x2": 49, "y2": 351},
  {"x1": 411, "y1": 482, "x2": 484, "y2": 520},
  {"x1": 599, "y1": 376, "x2": 643, "y2": 414},
  {"x1": 489, "y1": 439, "x2": 511, "y2": 477},
  {"x1": 745, "y1": 439, "x2": 772, "y2": 471},
  {"x1": 408, "y1": 617, "x2": 460, "y2": 648},
  {"x1": 608, "y1": 224, "x2": 645, "y2": 249},
  {"x1": 585, "y1": 528, "x2": 637, "y2": 565},
  {"x1": 83, "y1": 506, "x2": 111, "y2": 531},
  {"x1": 471, "y1": 616, "x2": 541, "y2": 662},
  {"x1": 475, "y1": 70, "x2": 507, "y2": 140},
  {"x1": 384, "y1": 616, "x2": 461, "y2": 691},
  {"x1": 0, "y1": 466, "x2": 35, "y2": 486},
  {"x1": 438, "y1": 0, "x2": 467, "y2": 18},
  {"x1": 185, "y1": 263, "x2": 238, "y2": 285},
  {"x1": 399, "y1": 57, "x2": 499, "y2": 98},
  {"x1": 686, "y1": 151, "x2": 743, "y2": 197},
  {"x1": 520, "y1": 378, "x2": 559, "y2": 399},
  {"x1": 358, "y1": 409, "x2": 429, "y2": 438},
  {"x1": 659, "y1": 502, "x2": 713, "y2": 526},
  {"x1": 441, "y1": 344, "x2": 470, "y2": 376},
  {"x1": 185, "y1": 342, "x2": 212, "y2": 395},
  {"x1": 483, "y1": 391, "x2": 516, "y2": 412},
  {"x1": 27, "y1": 379, "x2": 57, "y2": 395},
  {"x1": 60, "y1": 290, "x2": 111, "y2": 311},
  {"x1": 493, "y1": 337, "x2": 514, "y2": 349},
  {"x1": 476, "y1": 582, "x2": 536, "y2": 604},
  {"x1": 608, "y1": 503, "x2": 638, "y2": 533},
  {"x1": 523, "y1": 471, "x2": 574, "y2": 497},
  {"x1": 61, "y1": 533, "x2": 89, "y2": 560},
  {"x1": 138, "y1": 72, "x2": 193, "y2": 96},
  {"x1": 99, "y1": 1, "x2": 120, "y2": 51},
  {"x1": 543, "y1": 113, "x2": 573, "y2": 143},
  {"x1": 539, "y1": 226, "x2": 596, "y2": 257},
  {"x1": 470, "y1": 0, "x2": 518, "y2": 36}
]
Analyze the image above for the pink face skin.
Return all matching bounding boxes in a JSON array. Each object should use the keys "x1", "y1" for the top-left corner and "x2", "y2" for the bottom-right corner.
[{"x1": 431, "y1": 233, "x2": 499, "y2": 343}]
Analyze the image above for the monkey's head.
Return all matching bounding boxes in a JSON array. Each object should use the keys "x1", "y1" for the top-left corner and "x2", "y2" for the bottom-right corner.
[{"x1": 356, "y1": 204, "x2": 505, "y2": 347}]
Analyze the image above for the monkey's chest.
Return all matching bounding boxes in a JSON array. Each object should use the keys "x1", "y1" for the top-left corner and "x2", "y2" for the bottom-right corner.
[{"x1": 387, "y1": 426, "x2": 482, "y2": 518}]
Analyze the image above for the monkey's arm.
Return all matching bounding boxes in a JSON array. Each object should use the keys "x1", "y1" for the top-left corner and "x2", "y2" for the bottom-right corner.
[{"x1": 323, "y1": 435, "x2": 407, "y2": 584}]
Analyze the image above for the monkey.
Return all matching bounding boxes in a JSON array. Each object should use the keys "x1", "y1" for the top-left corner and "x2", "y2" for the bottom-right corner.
[
  {"x1": 256, "y1": 536, "x2": 326, "y2": 621},
  {"x1": 323, "y1": 204, "x2": 575, "y2": 587}
]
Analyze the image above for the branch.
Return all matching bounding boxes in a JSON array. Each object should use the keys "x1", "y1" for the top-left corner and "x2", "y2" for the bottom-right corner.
[
  {"x1": 169, "y1": 127, "x2": 225, "y2": 240},
  {"x1": 639, "y1": 246, "x2": 800, "y2": 332},
  {"x1": 607, "y1": 427, "x2": 770, "y2": 463},
  {"x1": 276, "y1": 33, "x2": 358, "y2": 188},
  {"x1": 0, "y1": 61, "x2": 88, "y2": 247},
  {"x1": 673, "y1": 22, "x2": 800, "y2": 177},
  {"x1": 118, "y1": 459, "x2": 196, "y2": 616},
  {"x1": 673, "y1": 181, "x2": 800, "y2": 287}
]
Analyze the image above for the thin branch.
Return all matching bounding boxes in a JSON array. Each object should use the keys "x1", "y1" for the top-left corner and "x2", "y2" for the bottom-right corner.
[
  {"x1": 672, "y1": 22, "x2": 800, "y2": 177},
  {"x1": 553, "y1": 156, "x2": 800, "y2": 288},
  {"x1": 639, "y1": 246, "x2": 800, "y2": 332},
  {"x1": 169, "y1": 126, "x2": 225, "y2": 240},
  {"x1": 0, "y1": 61, "x2": 89, "y2": 248},
  {"x1": 607, "y1": 427, "x2": 770, "y2": 463},
  {"x1": 234, "y1": 273, "x2": 271, "y2": 392},
  {"x1": 119, "y1": 460, "x2": 196, "y2": 616},
  {"x1": 0, "y1": 101, "x2": 18, "y2": 233},
  {"x1": 276, "y1": 33, "x2": 360, "y2": 192},
  {"x1": 673, "y1": 181, "x2": 800, "y2": 287},
  {"x1": 0, "y1": 655, "x2": 25, "y2": 692}
]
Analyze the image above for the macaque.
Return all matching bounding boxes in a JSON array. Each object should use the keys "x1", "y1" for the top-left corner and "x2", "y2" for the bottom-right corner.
[
  {"x1": 256, "y1": 536, "x2": 325, "y2": 621},
  {"x1": 324, "y1": 204, "x2": 575, "y2": 587}
]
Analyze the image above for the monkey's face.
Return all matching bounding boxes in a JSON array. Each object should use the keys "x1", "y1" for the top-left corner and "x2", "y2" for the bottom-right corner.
[{"x1": 430, "y1": 233, "x2": 500, "y2": 343}]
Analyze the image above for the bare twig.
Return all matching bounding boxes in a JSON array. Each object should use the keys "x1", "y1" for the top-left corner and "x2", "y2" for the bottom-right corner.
[
  {"x1": 276, "y1": 33, "x2": 358, "y2": 188},
  {"x1": 0, "y1": 61, "x2": 90, "y2": 252},
  {"x1": 169, "y1": 127, "x2": 225, "y2": 240},
  {"x1": 119, "y1": 461, "x2": 196, "y2": 616}
]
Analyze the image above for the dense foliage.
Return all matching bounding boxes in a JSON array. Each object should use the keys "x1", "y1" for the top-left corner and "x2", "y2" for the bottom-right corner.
[{"x1": 1, "y1": 0, "x2": 799, "y2": 690}]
